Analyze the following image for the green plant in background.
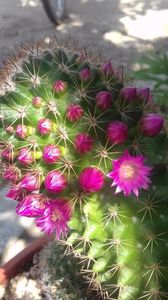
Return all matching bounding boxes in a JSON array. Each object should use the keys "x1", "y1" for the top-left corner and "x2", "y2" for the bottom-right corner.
[
  {"x1": 0, "y1": 38, "x2": 168, "y2": 300},
  {"x1": 132, "y1": 52, "x2": 168, "y2": 112}
]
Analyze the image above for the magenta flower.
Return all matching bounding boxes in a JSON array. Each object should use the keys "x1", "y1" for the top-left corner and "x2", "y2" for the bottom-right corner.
[
  {"x1": 32, "y1": 96, "x2": 43, "y2": 108},
  {"x1": 36, "y1": 199, "x2": 71, "y2": 238},
  {"x1": 74, "y1": 133, "x2": 94, "y2": 154},
  {"x1": 120, "y1": 87, "x2": 137, "y2": 102},
  {"x1": 43, "y1": 144, "x2": 61, "y2": 164},
  {"x1": 17, "y1": 148, "x2": 34, "y2": 165},
  {"x1": 107, "y1": 150, "x2": 152, "y2": 197},
  {"x1": 66, "y1": 104, "x2": 84, "y2": 122},
  {"x1": 79, "y1": 68, "x2": 92, "y2": 81},
  {"x1": 79, "y1": 167, "x2": 104, "y2": 193},
  {"x1": 95, "y1": 91, "x2": 112, "y2": 110},
  {"x1": 53, "y1": 80, "x2": 67, "y2": 93},
  {"x1": 37, "y1": 118, "x2": 53, "y2": 135},
  {"x1": 44, "y1": 170, "x2": 67, "y2": 193},
  {"x1": 20, "y1": 173, "x2": 40, "y2": 192},
  {"x1": 3, "y1": 165, "x2": 20, "y2": 182},
  {"x1": 107, "y1": 121, "x2": 128, "y2": 145},
  {"x1": 101, "y1": 61, "x2": 114, "y2": 76},
  {"x1": 140, "y1": 113, "x2": 164, "y2": 137},
  {"x1": 16, "y1": 194, "x2": 49, "y2": 217},
  {"x1": 15, "y1": 124, "x2": 28, "y2": 139}
]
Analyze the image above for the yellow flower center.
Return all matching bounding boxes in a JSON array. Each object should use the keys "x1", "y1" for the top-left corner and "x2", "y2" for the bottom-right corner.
[
  {"x1": 120, "y1": 164, "x2": 136, "y2": 179},
  {"x1": 51, "y1": 209, "x2": 60, "y2": 222}
]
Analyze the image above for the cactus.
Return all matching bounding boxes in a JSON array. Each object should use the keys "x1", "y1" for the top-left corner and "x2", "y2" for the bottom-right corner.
[{"x1": 0, "y1": 37, "x2": 168, "y2": 300}]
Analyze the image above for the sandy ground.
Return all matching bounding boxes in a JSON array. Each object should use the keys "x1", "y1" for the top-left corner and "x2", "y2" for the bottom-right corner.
[{"x1": 0, "y1": 0, "x2": 168, "y2": 261}]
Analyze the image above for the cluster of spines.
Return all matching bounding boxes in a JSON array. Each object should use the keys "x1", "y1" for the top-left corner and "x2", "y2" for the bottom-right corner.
[{"x1": 0, "y1": 37, "x2": 167, "y2": 300}]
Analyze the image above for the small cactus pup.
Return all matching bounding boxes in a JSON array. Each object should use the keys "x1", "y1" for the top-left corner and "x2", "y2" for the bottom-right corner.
[{"x1": 0, "y1": 38, "x2": 168, "y2": 300}]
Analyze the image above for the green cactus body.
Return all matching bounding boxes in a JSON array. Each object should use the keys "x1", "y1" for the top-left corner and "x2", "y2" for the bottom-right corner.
[{"x1": 0, "y1": 39, "x2": 168, "y2": 299}]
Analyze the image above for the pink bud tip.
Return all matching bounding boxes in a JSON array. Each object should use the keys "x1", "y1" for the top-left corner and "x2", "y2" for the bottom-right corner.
[
  {"x1": 44, "y1": 170, "x2": 67, "y2": 193},
  {"x1": 3, "y1": 165, "x2": 20, "y2": 182},
  {"x1": 140, "y1": 113, "x2": 164, "y2": 137},
  {"x1": 95, "y1": 91, "x2": 112, "y2": 110},
  {"x1": 137, "y1": 87, "x2": 150, "y2": 104},
  {"x1": 37, "y1": 118, "x2": 53, "y2": 135},
  {"x1": 79, "y1": 167, "x2": 104, "y2": 193},
  {"x1": 15, "y1": 124, "x2": 28, "y2": 139},
  {"x1": 20, "y1": 173, "x2": 40, "y2": 192},
  {"x1": 16, "y1": 194, "x2": 48, "y2": 217},
  {"x1": 66, "y1": 104, "x2": 84, "y2": 122},
  {"x1": 53, "y1": 80, "x2": 67, "y2": 93},
  {"x1": 32, "y1": 96, "x2": 43, "y2": 108},
  {"x1": 74, "y1": 133, "x2": 94, "y2": 154},
  {"x1": 43, "y1": 144, "x2": 61, "y2": 164},
  {"x1": 79, "y1": 68, "x2": 92, "y2": 81},
  {"x1": 101, "y1": 61, "x2": 113, "y2": 76},
  {"x1": 17, "y1": 148, "x2": 34, "y2": 165},
  {"x1": 107, "y1": 121, "x2": 128, "y2": 145},
  {"x1": 5, "y1": 126, "x2": 15, "y2": 134},
  {"x1": 120, "y1": 87, "x2": 137, "y2": 102}
]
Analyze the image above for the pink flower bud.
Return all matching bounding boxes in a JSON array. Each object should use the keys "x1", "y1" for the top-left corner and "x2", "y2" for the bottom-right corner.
[
  {"x1": 53, "y1": 80, "x2": 67, "y2": 93},
  {"x1": 79, "y1": 167, "x2": 104, "y2": 193},
  {"x1": 16, "y1": 194, "x2": 48, "y2": 217},
  {"x1": 79, "y1": 68, "x2": 92, "y2": 81},
  {"x1": 101, "y1": 61, "x2": 113, "y2": 76},
  {"x1": 120, "y1": 87, "x2": 137, "y2": 102},
  {"x1": 95, "y1": 91, "x2": 112, "y2": 110},
  {"x1": 66, "y1": 104, "x2": 84, "y2": 122},
  {"x1": 107, "y1": 121, "x2": 128, "y2": 145},
  {"x1": 74, "y1": 133, "x2": 93, "y2": 154},
  {"x1": 44, "y1": 170, "x2": 67, "y2": 193},
  {"x1": 3, "y1": 165, "x2": 20, "y2": 182},
  {"x1": 15, "y1": 124, "x2": 28, "y2": 139},
  {"x1": 20, "y1": 173, "x2": 40, "y2": 192},
  {"x1": 32, "y1": 96, "x2": 43, "y2": 108},
  {"x1": 140, "y1": 113, "x2": 164, "y2": 137},
  {"x1": 5, "y1": 126, "x2": 15, "y2": 135},
  {"x1": 43, "y1": 144, "x2": 61, "y2": 164},
  {"x1": 37, "y1": 118, "x2": 53, "y2": 135},
  {"x1": 2, "y1": 147, "x2": 14, "y2": 161},
  {"x1": 17, "y1": 148, "x2": 34, "y2": 165},
  {"x1": 137, "y1": 87, "x2": 150, "y2": 104}
]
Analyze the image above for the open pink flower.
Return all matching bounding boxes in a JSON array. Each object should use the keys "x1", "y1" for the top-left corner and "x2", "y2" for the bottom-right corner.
[
  {"x1": 36, "y1": 199, "x2": 71, "y2": 238},
  {"x1": 16, "y1": 194, "x2": 49, "y2": 217},
  {"x1": 44, "y1": 170, "x2": 67, "y2": 193},
  {"x1": 79, "y1": 167, "x2": 104, "y2": 193},
  {"x1": 107, "y1": 150, "x2": 152, "y2": 197}
]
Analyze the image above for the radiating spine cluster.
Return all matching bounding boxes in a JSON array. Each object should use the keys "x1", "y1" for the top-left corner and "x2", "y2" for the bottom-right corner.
[{"x1": 0, "y1": 38, "x2": 167, "y2": 300}]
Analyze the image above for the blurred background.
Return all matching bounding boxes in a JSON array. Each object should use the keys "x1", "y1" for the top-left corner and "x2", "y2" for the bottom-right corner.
[{"x1": 0, "y1": 0, "x2": 168, "y2": 265}]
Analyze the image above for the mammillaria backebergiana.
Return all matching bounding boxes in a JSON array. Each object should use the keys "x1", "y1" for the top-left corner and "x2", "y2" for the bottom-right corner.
[{"x1": 0, "y1": 38, "x2": 168, "y2": 299}]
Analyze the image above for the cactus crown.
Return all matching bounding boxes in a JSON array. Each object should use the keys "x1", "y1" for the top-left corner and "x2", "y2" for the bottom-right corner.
[{"x1": 0, "y1": 37, "x2": 168, "y2": 300}]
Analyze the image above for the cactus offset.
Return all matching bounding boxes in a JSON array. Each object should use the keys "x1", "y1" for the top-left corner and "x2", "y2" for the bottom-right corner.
[{"x1": 0, "y1": 38, "x2": 168, "y2": 300}]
